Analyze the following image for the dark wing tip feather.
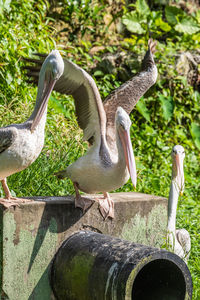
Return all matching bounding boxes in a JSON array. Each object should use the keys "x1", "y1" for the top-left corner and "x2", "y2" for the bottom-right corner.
[
  {"x1": 25, "y1": 71, "x2": 39, "y2": 77},
  {"x1": 141, "y1": 39, "x2": 157, "y2": 70},
  {"x1": 32, "y1": 53, "x2": 47, "y2": 58},
  {"x1": 22, "y1": 53, "x2": 47, "y2": 85},
  {"x1": 25, "y1": 79, "x2": 38, "y2": 84},
  {"x1": 22, "y1": 57, "x2": 44, "y2": 64},
  {"x1": 23, "y1": 66, "x2": 41, "y2": 72}
]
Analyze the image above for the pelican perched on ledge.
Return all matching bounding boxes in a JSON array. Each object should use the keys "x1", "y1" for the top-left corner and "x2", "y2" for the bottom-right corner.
[
  {"x1": 25, "y1": 39, "x2": 157, "y2": 218},
  {"x1": 0, "y1": 50, "x2": 64, "y2": 207},
  {"x1": 167, "y1": 145, "x2": 191, "y2": 263}
]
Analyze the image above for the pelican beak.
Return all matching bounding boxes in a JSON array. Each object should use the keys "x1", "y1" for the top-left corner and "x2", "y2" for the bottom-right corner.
[
  {"x1": 119, "y1": 127, "x2": 137, "y2": 188},
  {"x1": 31, "y1": 76, "x2": 56, "y2": 132},
  {"x1": 175, "y1": 153, "x2": 184, "y2": 194}
]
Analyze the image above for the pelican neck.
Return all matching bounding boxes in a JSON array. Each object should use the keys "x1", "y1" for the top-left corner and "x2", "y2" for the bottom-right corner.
[{"x1": 167, "y1": 179, "x2": 180, "y2": 234}]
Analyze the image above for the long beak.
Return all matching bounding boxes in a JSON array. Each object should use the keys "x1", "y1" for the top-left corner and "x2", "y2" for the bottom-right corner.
[
  {"x1": 175, "y1": 154, "x2": 184, "y2": 194},
  {"x1": 31, "y1": 78, "x2": 56, "y2": 132},
  {"x1": 119, "y1": 128, "x2": 137, "y2": 188}
]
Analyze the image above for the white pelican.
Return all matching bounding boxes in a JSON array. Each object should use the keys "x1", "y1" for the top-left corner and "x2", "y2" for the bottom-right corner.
[
  {"x1": 25, "y1": 39, "x2": 157, "y2": 218},
  {"x1": 167, "y1": 145, "x2": 191, "y2": 263},
  {"x1": 0, "y1": 50, "x2": 64, "y2": 207}
]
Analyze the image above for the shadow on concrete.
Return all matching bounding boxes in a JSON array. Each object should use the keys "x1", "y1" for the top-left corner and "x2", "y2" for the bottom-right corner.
[
  {"x1": 28, "y1": 263, "x2": 53, "y2": 300},
  {"x1": 27, "y1": 198, "x2": 85, "y2": 274}
]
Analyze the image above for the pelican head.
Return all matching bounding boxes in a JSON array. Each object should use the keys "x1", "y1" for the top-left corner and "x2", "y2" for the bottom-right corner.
[
  {"x1": 42, "y1": 50, "x2": 64, "y2": 80},
  {"x1": 171, "y1": 145, "x2": 185, "y2": 194},
  {"x1": 116, "y1": 107, "x2": 137, "y2": 188},
  {"x1": 31, "y1": 50, "x2": 64, "y2": 131}
]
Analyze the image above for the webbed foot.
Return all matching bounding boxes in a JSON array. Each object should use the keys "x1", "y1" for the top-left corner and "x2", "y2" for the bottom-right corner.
[
  {"x1": 98, "y1": 192, "x2": 114, "y2": 219},
  {"x1": 73, "y1": 182, "x2": 94, "y2": 213}
]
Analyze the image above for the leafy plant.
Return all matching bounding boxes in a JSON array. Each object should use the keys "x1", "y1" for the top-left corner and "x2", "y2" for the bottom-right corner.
[
  {"x1": 122, "y1": 0, "x2": 200, "y2": 39},
  {"x1": 48, "y1": 0, "x2": 105, "y2": 41},
  {"x1": 165, "y1": 5, "x2": 200, "y2": 34},
  {"x1": 190, "y1": 122, "x2": 200, "y2": 150},
  {"x1": 136, "y1": 97, "x2": 151, "y2": 122},
  {"x1": 158, "y1": 92, "x2": 174, "y2": 121}
]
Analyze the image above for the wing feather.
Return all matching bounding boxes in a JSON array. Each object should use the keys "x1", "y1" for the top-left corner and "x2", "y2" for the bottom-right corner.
[
  {"x1": 103, "y1": 39, "x2": 158, "y2": 148},
  {"x1": 24, "y1": 55, "x2": 106, "y2": 142},
  {"x1": 103, "y1": 39, "x2": 157, "y2": 122},
  {"x1": 0, "y1": 127, "x2": 17, "y2": 154},
  {"x1": 24, "y1": 40, "x2": 157, "y2": 146}
]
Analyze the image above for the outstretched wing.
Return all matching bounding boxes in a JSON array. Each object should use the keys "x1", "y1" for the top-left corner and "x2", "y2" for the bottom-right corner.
[
  {"x1": 24, "y1": 54, "x2": 106, "y2": 142},
  {"x1": 0, "y1": 127, "x2": 17, "y2": 154},
  {"x1": 24, "y1": 40, "x2": 157, "y2": 147},
  {"x1": 103, "y1": 39, "x2": 157, "y2": 146}
]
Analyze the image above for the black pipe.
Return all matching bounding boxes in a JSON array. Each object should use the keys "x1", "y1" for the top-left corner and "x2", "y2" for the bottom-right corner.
[{"x1": 51, "y1": 231, "x2": 193, "y2": 300}]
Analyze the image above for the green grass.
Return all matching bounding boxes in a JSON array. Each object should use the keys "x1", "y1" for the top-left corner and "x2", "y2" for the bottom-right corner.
[{"x1": 0, "y1": 0, "x2": 200, "y2": 298}]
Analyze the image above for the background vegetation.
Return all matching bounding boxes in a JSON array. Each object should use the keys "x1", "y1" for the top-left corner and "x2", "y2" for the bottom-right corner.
[{"x1": 0, "y1": 0, "x2": 199, "y2": 297}]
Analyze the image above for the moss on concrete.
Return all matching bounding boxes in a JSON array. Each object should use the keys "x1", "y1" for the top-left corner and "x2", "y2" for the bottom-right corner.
[
  {"x1": 0, "y1": 193, "x2": 168, "y2": 299},
  {"x1": 2, "y1": 212, "x2": 58, "y2": 300},
  {"x1": 120, "y1": 204, "x2": 167, "y2": 247}
]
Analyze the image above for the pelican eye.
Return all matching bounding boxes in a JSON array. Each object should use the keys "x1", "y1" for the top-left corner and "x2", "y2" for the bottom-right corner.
[
  {"x1": 120, "y1": 123, "x2": 126, "y2": 130},
  {"x1": 52, "y1": 69, "x2": 57, "y2": 78}
]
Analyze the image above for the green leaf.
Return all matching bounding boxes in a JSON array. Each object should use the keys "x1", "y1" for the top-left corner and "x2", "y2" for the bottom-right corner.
[
  {"x1": 158, "y1": 94, "x2": 174, "y2": 121},
  {"x1": 196, "y1": 10, "x2": 200, "y2": 24},
  {"x1": 145, "y1": 124, "x2": 155, "y2": 135},
  {"x1": 165, "y1": 6, "x2": 183, "y2": 25},
  {"x1": 0, "y1": 0, "x2": 3, "y2": 13},
  {"x1": 174, "y1": 128, "x2": 187, "y2": 140},
  {"x1": 3, "y1": 0, "x2": 11, "y2": 11},
  {"x1": 190, "y1": 122, "x2": 200, "y2": 149},
  {"x1": 175, "y1": 17, "x2": 200, "y2": 34},
  {"x1": 135, "y1": 0, "x2": 150, "y2": 16},
  {"x1": 0, "y1": 0, "x2": 11, "y2": 12},
  {"x1": 122, "y1": 11, "x2": 145, "y2": 34},
  {"x1": 155, "y1": 18, "x2": 171, "y2": 32},
  {"x1": 93, "y1": 70, "x2": 104, "y2": 77},
  {"x1": 136, "y1": 98, "x2": 150, "y2": 122},
  {"x1": 6, "y1": 72, "x2": 13, "y2": 85},
  {"x1": 165, "y1": 6, "x2": 185, "y2": 25}
]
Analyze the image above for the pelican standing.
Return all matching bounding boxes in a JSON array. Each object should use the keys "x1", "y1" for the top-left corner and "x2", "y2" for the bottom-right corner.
[
  {"x1": 25, "y1": 40, "x2": 157, "y2": 218},
  {"x1": 0, "y1": 50, "x2": 64, "y2": 207},
  {"x1": 167, "y1": 145, "x2": 191, "y2": 263}
]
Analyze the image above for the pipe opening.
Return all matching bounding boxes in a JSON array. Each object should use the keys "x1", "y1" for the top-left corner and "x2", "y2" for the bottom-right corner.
[{"x1": 132, "y1": 259, "x2": 186, "y2": 300}]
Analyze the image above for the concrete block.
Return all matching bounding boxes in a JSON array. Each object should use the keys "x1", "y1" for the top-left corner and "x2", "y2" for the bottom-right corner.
[{"x1": 0, "y1": 192, "x2": 167, "y2": 300}]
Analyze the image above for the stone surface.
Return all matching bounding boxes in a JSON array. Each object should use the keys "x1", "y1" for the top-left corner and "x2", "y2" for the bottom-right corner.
[{"x1": 0, "y1": 192, "x2": 167, "y2": 300}]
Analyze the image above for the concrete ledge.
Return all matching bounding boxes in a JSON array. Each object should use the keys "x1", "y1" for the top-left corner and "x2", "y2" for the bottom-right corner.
[{"x1": 0, "y1": 192, "x2": 167, "y2": 300}]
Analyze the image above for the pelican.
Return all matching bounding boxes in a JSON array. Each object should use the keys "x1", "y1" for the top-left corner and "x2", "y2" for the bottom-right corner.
[
  {"x1": 25, "y1": 39, "x2": 157, "y2": 218},
  {"x1": 0, "y1": 50, "x2": 64, "y2": 207},
  {"x1": 167, "y1": 145, "x2": 191, "y2": 263}
]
